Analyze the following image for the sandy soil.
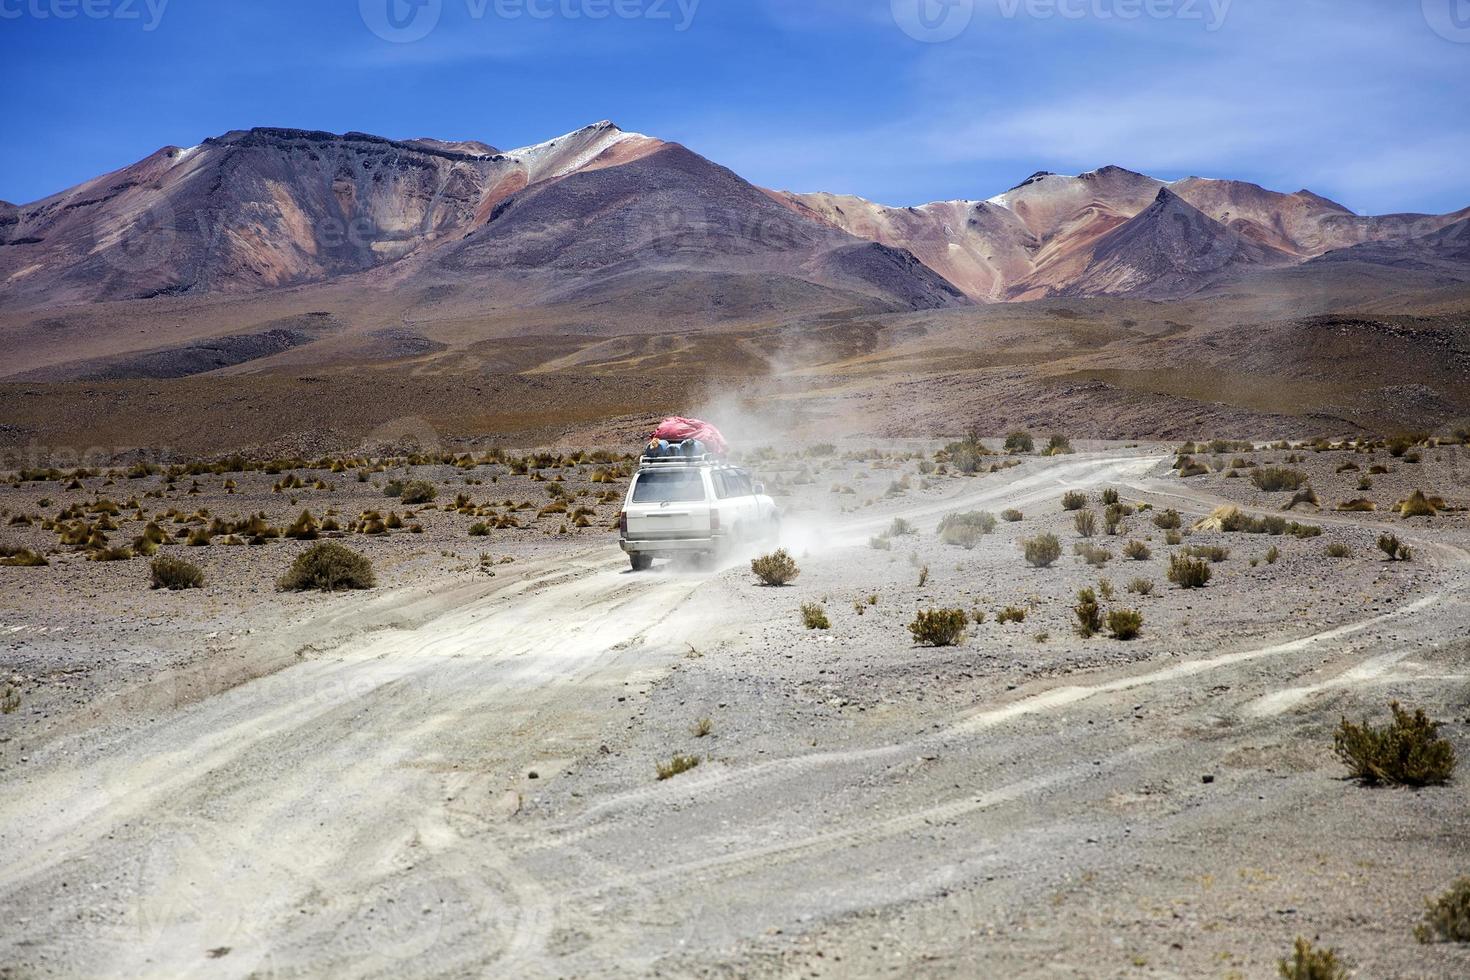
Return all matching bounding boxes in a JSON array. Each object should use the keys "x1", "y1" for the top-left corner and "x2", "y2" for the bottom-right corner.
[{"x1": 1, "y1": 442, "x2": 1468, "y2": 978}]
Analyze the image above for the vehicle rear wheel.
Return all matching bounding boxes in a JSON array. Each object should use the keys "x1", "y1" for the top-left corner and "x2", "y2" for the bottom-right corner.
[{"x1": 629, "y1": 553, "x2": 653, "y2": 572}]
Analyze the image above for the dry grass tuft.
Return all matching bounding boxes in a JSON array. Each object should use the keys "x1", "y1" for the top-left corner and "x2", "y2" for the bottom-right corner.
[
  {"x1": 150, "y1": 554, "x2": 204, "y2": 591},
  {"x1": 656, "y1": 753, "x2": 701, "y2": 781},
  {"x1": 1416, "y1": 878, "x2": 1470, "y2": 944},
  {"x1": 1278, "y1": 938, "x2": 1348, "y2": 980}
]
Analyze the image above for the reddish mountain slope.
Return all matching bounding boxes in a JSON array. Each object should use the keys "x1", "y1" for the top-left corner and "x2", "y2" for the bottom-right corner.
[
  {"x1": 1048, "y1": 188, "x2": 1294, "y2": 298},
  {"x1": 777, "y1": 168, "x2": 1469, "y2": 302},
  {"x1": 0, "y1": 122, "x2": 964, "y2": 318}
]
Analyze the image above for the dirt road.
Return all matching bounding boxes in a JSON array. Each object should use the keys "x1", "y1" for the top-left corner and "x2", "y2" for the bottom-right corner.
[{"x1": 2, "y1": 450, "x2": 1467, "y2": 978}]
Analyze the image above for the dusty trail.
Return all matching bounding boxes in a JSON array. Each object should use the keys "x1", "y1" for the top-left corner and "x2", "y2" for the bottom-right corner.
[{"x1": 2, "y1": 449, "x2": 1466, "y2": 978}]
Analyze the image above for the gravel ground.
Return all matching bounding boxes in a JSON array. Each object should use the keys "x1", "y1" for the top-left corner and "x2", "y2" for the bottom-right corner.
[{"x1": 1, "y1": 439, "x2": 1467, "y2": 978}]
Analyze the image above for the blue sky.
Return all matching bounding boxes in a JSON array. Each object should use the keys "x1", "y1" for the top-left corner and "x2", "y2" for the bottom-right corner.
[{"x1": 3, "y1": 0, "x2": 1467, "y2": 214}]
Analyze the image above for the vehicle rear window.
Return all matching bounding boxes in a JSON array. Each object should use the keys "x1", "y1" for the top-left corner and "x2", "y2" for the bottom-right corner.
[{"x1": 632, "y1": 471, "x2": 707, "y2": 503}]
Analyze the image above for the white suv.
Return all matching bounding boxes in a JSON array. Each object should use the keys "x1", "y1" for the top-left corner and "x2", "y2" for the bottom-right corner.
[{"x1": 619, "y1": 458, "x2": 780, "y2": 570}]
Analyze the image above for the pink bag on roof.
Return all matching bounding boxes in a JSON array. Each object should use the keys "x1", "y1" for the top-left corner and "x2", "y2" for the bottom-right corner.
[{"x1": 652, "y1": 417, "x2": 728, "y2": 455}]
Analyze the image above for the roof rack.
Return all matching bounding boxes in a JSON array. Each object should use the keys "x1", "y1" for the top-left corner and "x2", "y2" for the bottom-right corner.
[{"x1": 638, "y1": 453, "x2": 725, "y2": 467}]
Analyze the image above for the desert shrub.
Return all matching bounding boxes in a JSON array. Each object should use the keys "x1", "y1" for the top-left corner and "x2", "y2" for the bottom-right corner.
[
  {"x1": 1074, "y1": 588, "x2": 1103, "y2": 638},
  {"x1": 1023, "y1": 534, "x2": 1062, "y2": 568},
  {"x1": 1107, "y1": 608, "x2": 1143, "y2": 640},
  {"x1": 909, "y1": 608, "x2": 968, "y2": 646},
  {"x1": 1004, "y1": 431, "x2": 1035, "y2": 454},
  {"x1": 1153, "y1": 509, "x2": 1182, "y2": 530},
  {"x1": 1286, "y1": 487, "x2": 1321, "y2": 510},
  {"x1": 277, "y1": 543, "x2": 376, "y2": 593},
  {"x1": 1073, "y1": 510, "x2": 1097, "y2": 537},
  {"x1": 869, "y1": 535, "x2": 892, "y2": 551},
  {"x1": 1336, "y1": 498, "x2": 1376, "y2": 512},
  {"x1": 996, "y1": 606, "x2": 1028, "y2": 624},
  {"x1": 1265, "y1": 545, "x2": 1281, "y2": 564},
  {"x1": 1253, "y1": 467, "x2": 1309, "y2": 492},
  {"x1": 1400, "y1": 490, "x2": 1438, "y2": 518},
  {"x1": 400, "y1": 480, "x2": 437, "y2": 505},
  {"x1": 938, "y1": 510, "x2": 997, "y2": 535},
  {"x1": 1324, "y1": 542, "x2": 1352, "y2": 558},
  {"x1": 656, "y1": 753, "x2": 700, "y2": 781},
  {"x1": 0, "y1": 545, "x2": 48, "y2": 567},
  {"x1": 940, "y1": 523, "x2": 981, "y2": 550},
  {"x1": 1334, "y1": 701, "x2": 1456, "y2": 787},
  {"x1": 944, "y1": 435, "x2": 990, "y2": 473},
  {"x1": 1278, "y1": 938, "x2": 1348, "y2": 980},
  {"x1": 888, "y1": 517, "x2": 916, "y2": 537},
  {"x1": 691, "y1": 717, "x2": 713, "y2": 738},
  {"x1": 469, "y1": 522, "x2": 491, "y2": 537},
  {"x1": 1103, "y1": 503, "x2": 1131, "y2": 535},
  {"x1": 150, "y1": 554, "x2": 203, "y2": 591},
  {"x1": 1387, "y1": 434, "x2": 1421, "y2": 458},
  {"x1": 917, "y1": 565, "x2": 929, "y2": 587},
  {"x1": 1378, "y1": 534, "x2": 1413, "y2": 561},
  {"x1": 1001, "y1": 508, "x2": 1024, "y2": 522},
  {"x1": 1074, "y1": 543, "x2": 1112, "y2": 567},
  {"x1": 1045, "y1": 434, "x2": 1073, "y2": 455},
  {"x1": 1127, "y1": 578, "x2": 1154, "y2": 596},
  {"x1": 1061, "y1": 491, "x2": 1087, "y2": 511},
  {"x1": 751, "y1": 549, "x2": 799, "y2": 586},
  {"x1": 800, "y1": 603, "x2": 830, "y2": 630},
  {"x1": 1168, "y1": 553, "x2": 1212, "y2": 588},
  {"x1": 1416, "y1": 878, "x2": 1470, "y2": 944},
  {"x1": 285, "y1": 509, "x2": 319, "y2": 540},
  {"x1": 1185, "y1": 544, "x2": 1230, "y2": 563},
  {"x1": 1123, "y1": 539, "x2": 1151, "y2": 561},
  {"x1": 1177, "y1": 457, "x2": 1210, "y2": 478}
]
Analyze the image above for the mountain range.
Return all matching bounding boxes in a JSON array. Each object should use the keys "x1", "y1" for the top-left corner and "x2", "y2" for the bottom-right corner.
[
  {"x1": 1, "y1": 121, "x2": 1467, "y2": 452},
  {"x1": 4, "y1": 121, "x2": 1467, "y2": 318}
]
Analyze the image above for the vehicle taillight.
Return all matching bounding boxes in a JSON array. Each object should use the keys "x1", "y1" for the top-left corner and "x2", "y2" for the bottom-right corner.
[
  {"x1": 710, "y1": 509, "x2": 720, "y2": 532},
  {"x1": 619, "y1": 511, "x2": 627, "y2": 534}
]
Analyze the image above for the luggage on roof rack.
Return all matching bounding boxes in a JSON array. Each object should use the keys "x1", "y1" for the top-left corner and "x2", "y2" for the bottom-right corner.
[{"x1": 649, "y1": 417, "x2": 728, "y2": 455}]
